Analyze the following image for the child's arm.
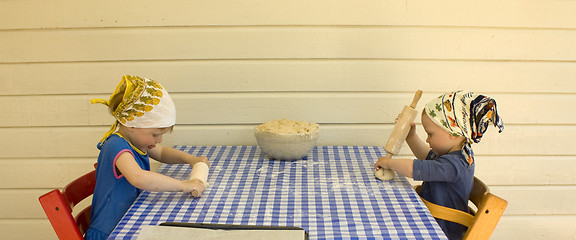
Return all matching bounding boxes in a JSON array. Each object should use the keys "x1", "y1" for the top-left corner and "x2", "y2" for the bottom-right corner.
[
  {"x1": 374, "y1": 156, "x2": 413, "y2": 178},
  {"x1": 374, "y1": 123, "x2": 427, "y2": 178},
  {"x1": 115, "y1": 152, "x2": 206, "y2": 196},
  {"x1": 405, "y1": 122, "x2": 431, "y2": 160},
  {"x1": 149, "y1": 145, "x2": 210, "y2": 167}
]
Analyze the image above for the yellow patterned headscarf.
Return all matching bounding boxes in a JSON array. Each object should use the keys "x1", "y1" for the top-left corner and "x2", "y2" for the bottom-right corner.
[{"x1": 91, "y1": 75, "x2": 176, "y2": 144}]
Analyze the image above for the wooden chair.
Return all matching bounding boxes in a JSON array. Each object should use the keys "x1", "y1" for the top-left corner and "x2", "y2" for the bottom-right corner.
[
  {"x1": 39, "y1": 166, "x2": 97, "y2": 240},
  {"x1": 415, "y1": 177, "x2": 508, "y2": 240}
]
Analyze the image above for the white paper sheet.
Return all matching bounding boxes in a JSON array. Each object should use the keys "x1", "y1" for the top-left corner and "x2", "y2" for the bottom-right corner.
[{"x1": 137, "y1": 225, "x2": 306, "y2": 240}]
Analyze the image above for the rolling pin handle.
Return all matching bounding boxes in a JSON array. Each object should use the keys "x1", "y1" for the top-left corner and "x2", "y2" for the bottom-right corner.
[{"x1": 409, "y1": 90, "x2": 423, "y2": 109}]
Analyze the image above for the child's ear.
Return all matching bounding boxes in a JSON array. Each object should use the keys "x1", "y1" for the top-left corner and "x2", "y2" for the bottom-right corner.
[
  {"x1": 448, "y1": 134, "x2": 466, "y2": 141},
  {"x1": 450, "y1": 135, "x2": 467, "y2": 146}
]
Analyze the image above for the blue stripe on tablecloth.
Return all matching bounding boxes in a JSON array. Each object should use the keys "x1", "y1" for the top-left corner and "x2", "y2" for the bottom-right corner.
[
  {"x1": 351, "y1": 146, "x2": 376, "y2": 237},
  {"x1": 109, "y1": 146, "x2": 447, "y2": 240},
  {"x1": 312, "y1": 146, "x2": 325, "y2": 238},
  {"x1": 184, "y1": 146, "x2": 230, "y2": 224}
]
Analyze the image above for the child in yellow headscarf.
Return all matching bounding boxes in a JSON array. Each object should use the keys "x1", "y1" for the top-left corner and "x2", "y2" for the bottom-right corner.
[
  {"x1": 86, "y1": 75, "x2": 210, "y2": 240},
  {"x1": 374, "y1": 90, "x2": 504, "y2": 240}
]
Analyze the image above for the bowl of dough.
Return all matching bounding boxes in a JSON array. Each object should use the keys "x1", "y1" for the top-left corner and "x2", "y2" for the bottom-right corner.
[{"x1": 254, "y1": 119, "x2": 319, "y2": 161}]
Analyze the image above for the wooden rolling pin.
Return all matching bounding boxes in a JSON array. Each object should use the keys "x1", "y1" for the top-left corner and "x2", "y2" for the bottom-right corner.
[
  {"x1": 189, "y1": 162, "x2": 209, "y2": 197},
  {"x1": 385, "y1": 89, "x2": 423, "y2": 156},
  {"x1": 375, "y1": 90, "x2": 423, "y2": 181}
]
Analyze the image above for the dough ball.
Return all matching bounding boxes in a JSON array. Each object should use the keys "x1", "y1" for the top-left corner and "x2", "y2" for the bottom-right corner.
[{"x1": 374, "y1": 168, "x2": 395, "y2": 181}]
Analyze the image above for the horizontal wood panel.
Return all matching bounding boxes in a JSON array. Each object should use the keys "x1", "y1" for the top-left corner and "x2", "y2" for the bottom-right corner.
[
  {"x1": 0, "y1": 189, "x2": 91, "y2": 219},
  {"x1": 0, "y1": 95, "x2": 107, "y2": 127},
  {"x1": 1, "y1": 93, "x2": 574, "y2": 126},
  {"x1": 0, "y1": 125, "x2": 571, "y2": 158},
  {"x1": 0, "y1": 190, "x2": 40, "y2": 219},
  {"x1": 0, "y1": 219, "x2": 57, "y2": 240},
  {"x1": 3, "y1": 0, "x2": 576, "y2": 30},
  {"x1": 491, "y1": 186, "x2": 576, "y2": 215},
  {"x1": 1, "y1": 189, "x2": 56, "y2": 219},
  {"x1": 2, "y1": 27, "x2": 576, "y2": 63},
  {"x1": 475, "y1": 156, "x2": 576, "y2": 186},
  {"x1": 3, "y1": 60, "x2": 576, "y2": 96},
  {"x1": 493, "y1": 216, "x2": 576, "y2": 240},
  {"x1": 0, "y1": 159, "x2": 96, "y2": 189}
]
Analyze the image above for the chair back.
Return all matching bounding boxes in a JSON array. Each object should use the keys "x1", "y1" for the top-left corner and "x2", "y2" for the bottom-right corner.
[
  {"x1": 39, "y1": 169, "x2": 97, "y2": 240},
  {"x1": 415, "y1": 177, "x2": 508, "y2": 240},
  {"x1": 463, "y1": 177, "x2": 508, "y2": 240}
]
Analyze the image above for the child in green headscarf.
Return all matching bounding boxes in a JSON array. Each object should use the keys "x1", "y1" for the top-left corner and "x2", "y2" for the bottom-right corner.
[{"x1": 374, "y1": 90, "x2": 504, "y2": 240}]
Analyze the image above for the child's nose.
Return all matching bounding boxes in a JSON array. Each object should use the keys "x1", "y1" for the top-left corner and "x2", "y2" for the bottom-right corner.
[{"x1": 156, "y1": 135, "x2": 163, "y2": 143}]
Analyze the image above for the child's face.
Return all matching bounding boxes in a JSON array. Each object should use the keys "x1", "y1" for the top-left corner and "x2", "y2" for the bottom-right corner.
[
  {"x1": 125, "y1": 127, "x2": 172, "y2": 152},
  {"x1": 421, "y1": 113, "x2": 464, "y2": 155}
]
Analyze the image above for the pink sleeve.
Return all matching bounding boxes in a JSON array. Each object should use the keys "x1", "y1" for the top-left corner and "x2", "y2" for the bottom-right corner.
[{"x1": 113, "y1": 149, "x2": 134, "y2": 179}]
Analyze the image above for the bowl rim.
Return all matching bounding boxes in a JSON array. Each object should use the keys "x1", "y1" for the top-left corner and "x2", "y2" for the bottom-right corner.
[{"x1": 254, "y1": 128, "x2": 319, "y2": 137}]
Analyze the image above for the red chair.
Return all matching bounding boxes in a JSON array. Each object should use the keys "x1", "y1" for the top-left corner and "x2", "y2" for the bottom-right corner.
[{"x1": 39, "y1": 165, "x2": 97, "y2": 240}]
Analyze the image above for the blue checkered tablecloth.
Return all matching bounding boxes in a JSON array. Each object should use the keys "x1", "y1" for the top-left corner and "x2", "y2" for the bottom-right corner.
[{"x1": 109, "y1": 146, "x2": 447, "y2": 239}]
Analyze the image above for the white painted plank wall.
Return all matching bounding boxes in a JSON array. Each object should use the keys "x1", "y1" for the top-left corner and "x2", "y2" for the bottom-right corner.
[{"x1": 1, "y1": 1, "x2": 575, "y2": 239}]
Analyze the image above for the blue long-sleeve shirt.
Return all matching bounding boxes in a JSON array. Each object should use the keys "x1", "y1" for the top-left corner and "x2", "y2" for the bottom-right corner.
[{"x1": 413, "y1": 150, "x2": 474, "y2": 240}]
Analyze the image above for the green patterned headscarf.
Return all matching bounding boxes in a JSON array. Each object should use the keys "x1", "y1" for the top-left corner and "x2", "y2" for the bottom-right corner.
[{"x1": 424, "y1": 90, "x2": 504, "y2": 164}]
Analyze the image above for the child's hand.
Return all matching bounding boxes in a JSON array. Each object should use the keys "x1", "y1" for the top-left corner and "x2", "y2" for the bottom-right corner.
[
  {"x1": 406, "y1": 122, "x2": 417, "y2": 139},
  {"x1": 190, "y1": 156, "x2": 210, "y2": 167},
  {"x1": 374, "y1": 155, "x2": 391, "y2": 170},
  {"x1": 183, "y1": 179, "x2": 206, "y2": 198}
]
